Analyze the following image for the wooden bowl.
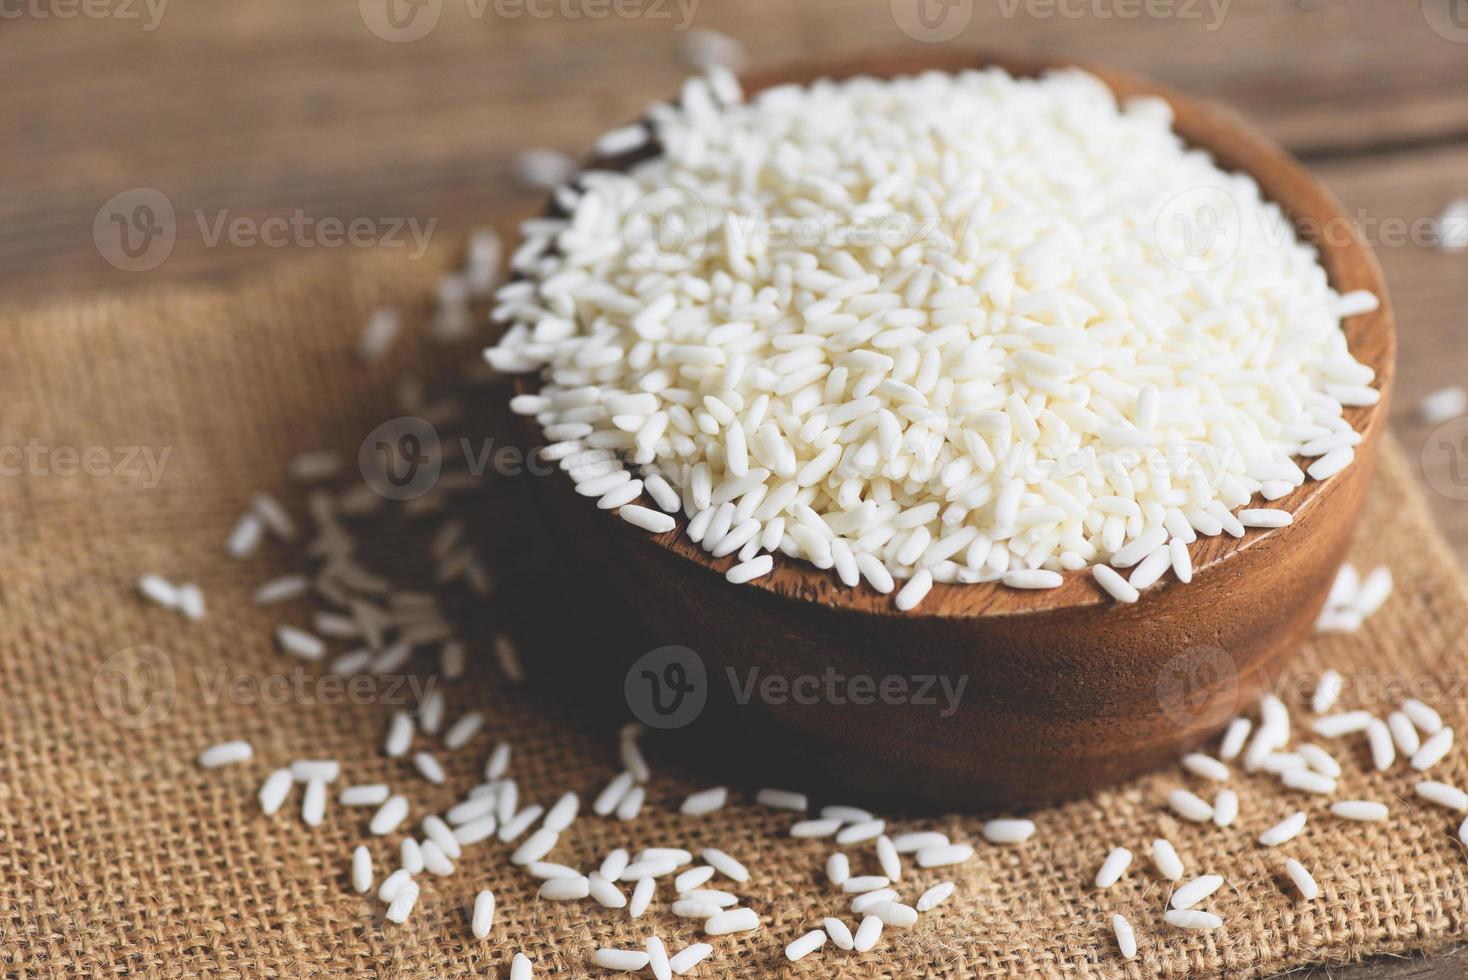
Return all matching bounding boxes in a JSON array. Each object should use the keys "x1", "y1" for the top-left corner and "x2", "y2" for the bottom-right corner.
[{"x1": 512, "y1": 51, "x2": 1395, "y2": 810}]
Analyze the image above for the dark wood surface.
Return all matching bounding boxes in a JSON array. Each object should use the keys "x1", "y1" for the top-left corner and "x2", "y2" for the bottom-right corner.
[{"x1": 8, "y1": 0, "x2": 1468, "y2": 973}]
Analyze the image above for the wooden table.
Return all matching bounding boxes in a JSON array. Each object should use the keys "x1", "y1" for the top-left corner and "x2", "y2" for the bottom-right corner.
[{"x1": 6, "y1": 1, "x2": 1467, "y2": 974}]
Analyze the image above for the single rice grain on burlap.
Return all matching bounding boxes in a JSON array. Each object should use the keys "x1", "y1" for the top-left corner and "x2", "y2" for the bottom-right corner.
[{"x1": 2, "y1": 248, "x2": 1466, "y2": 979}]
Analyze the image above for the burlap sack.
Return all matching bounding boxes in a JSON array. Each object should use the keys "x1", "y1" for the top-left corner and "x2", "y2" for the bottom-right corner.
[{"x1": 3, "y1": 247, "x2": 1465, "y2": 979}]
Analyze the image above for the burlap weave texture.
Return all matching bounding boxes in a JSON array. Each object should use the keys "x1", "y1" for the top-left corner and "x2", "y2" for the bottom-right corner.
[{"x1": 2, "y1": 249, "x2": 1465, "y2": 978}]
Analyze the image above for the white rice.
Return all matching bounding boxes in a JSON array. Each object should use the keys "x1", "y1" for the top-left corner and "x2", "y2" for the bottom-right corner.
[
  {"x1": 790, "y1": 818, "x2": 842, "y2": 839},
  {"x1": 629, "y1": 877, "x2": 655, "y2": 919},
  {"x1": 1167, "y1": 789, "x2": 1214, "y2": 823},
  {"x1": 511, "y1": 828, "x2": 560, "y2": 866},
  {"x1": 1388, "y1": 712, "x2": 1422, "y2": 757},
  {"x1": 1312, "y1": 711, "x2": 1374, "y2": 738},
  {"x1": 680, "y1": 786, "x2": 729, "y2": 816},
  {"x1": 369, "y1": 795, "x2": 410, "y2": 836},
  {"x1": 384, "y1": 881, "x2": 420, "y2": 924},
  {"x1": 420, "y1": 840, "x2": 456, "y2": 876},
  {"x1": 981, "y1": 819, "x2": 1035, "y2": 845},
  {"x1": 1402, "y1": 698, "x2": 1444, "y2": 735},
  {"x1": 826, "y1": 852, "x2": 850, "y2": 886},
  {"x1": 1112, "y1": 913, "x2": 1137, "y2": 959},
  {"x1": 384, "y1": 711, "x2": 414, "y2": 758},
  {"x1": 1330, "y1": 800, "x2": 1389, "y2": 822},
  {"x1": 351, "y1": 845, "x2": 373, "y2": 894},
  {"x1": 514, "y1": 149, "x2": 575, "y2": 190},
  {"x1": 538, "y1": 876, "x2": 590, "y2": 901},
  {"x1": 258, "y1": 768, "x2": 293, "y2": 815},
  {"x1": 1258, "y1": 811, "x2": 1307, "y2": 847},
  {"x1": 199, "y1": 740, "x2": 253, "y2": 769},
  {"x1": 400, "y1": 838, "x2": 424, "y2": 874},
  {"x1": 254, "y1": 574, "x2": 310, "y2": 605},
  {"x1": 1092, "y1": 564, "x2": 1138, "y2": 603},
  {"x1": 447, "y1": 795, "x2": 496, "y2": 825},
  {"x1": 852, "y1": 915, "x2": 883, "y2": 953},
  {"x1": 1412, "y1": 727, "x2": 1455, "y2": 771},
  {"x1": 594, "y1": 948, "x2": 649, "y2": 972},
  {"x1": 510, "y1": 952, "x2": 533, "y2": 980},
  {"x1": 756, "y1": 788, "x2": 807, "y2": 812},
  {"x1": 1164, "y1": 909, "x2": 1222, "y2": 931},
  {"x1": 916, "y1": 881, "x2": 955, "y2": 912},
  {"x1": 675, "y1": 866, "x2": 715, "y2": 893},
  {"x1": 177, "y1": 584, "x2": 206, "y2": 621},
  {"x1": 667, "y1": 942, "x2": 713, "y2": 974},
  {"x1": 1419, "y1": 386, "x2": 1468, "y2": 424},
  {"x1": 454, "y1": 816, "x2": 499, "y2": 846},
  {"x1": 850, "y1": 889, "x2": 897, "y2": 915},
  {"x1": 1094, "y1": 847, "x2": 1132, "y2": 889},
  {"x1": 615, "y1": 786, "x2": 646, "y2": 821},
  {"x1": 485, "y1": 741, "x2": 513, "y2": 781},
  {"x1": 835, "y1": 819, "x2": 886, "y2": 844},
  {"x1": 1151, "y1": 838, "x2": 1184, "y2": 882},
  {"x1": 358, "y1": 309, "x2": 401, "y2": 363},
  {"x1": 290, "y1": 759, "x2": 341, "y2": 783},
  {"x1": 621, "y1": 857, "x2": 679, "y2": 881},
  {"x1": 423, "y1": 815, "x2": 462, "y2": 859},
  {"x1": 701, "y1": 847, "x2": 750, "y2": 883},
  {"x1": 443, "y1": 712, "x2": 484, "y2": 751},
  {"x1": 276, "y1": 625, "x2": 325, "y2": 661},
  {"x1": 1212, "y1": 789, "x2": 1239, "y2": 827},
  {"x1": 412, "y1": 751, "x2": 447, "y2": 785},
  {"x1": 876, "y1": 836, "x2": 902, "y2": 881},
  {"x1": 704, "y1": 908, "x2": 759, "y2": 936},
  {"x1": 784, "y1": 929, "x2": 826, "y2": 962},
  {"x1": 378, "y1": 869, "x2": 413, "y2": 903},
  {"x1": 915, "y1": 844, "x2": 974, "y2": 868},
  {"x1": 893, "y1": 832, "x2": 948, "y2": 852},
  {"x1": 823, "y1": 916, "x2": 856, "y2": 949},
  {"x1": 841, "y1": 875, "x2": 891, "y2": 895},
  {"x1": 1182, "y1": 753, "x2": 1230, "y2": 783},
  {"x1": 1296, "y1": 743, "x2": 1342, "y2": 779},
  {"x1": 1170, "y1": 874, "x2": 1224, "y2": 910},
  {"x1": 543, "y1": 792, "x2": 580, "y2": 832},
  {"x1": 1284, "y1": 858, "x2": 1318, "y2": 901},
  {"x1": 875, "y1": 902, "x2": 918, "y2": 928},
  {"x1": 1367, "y1": 718, "x2": 1396, "y2": 771},
  {"x1": 252, "y1": 493, "x2": 296, "y2": 541},
  {"x1": 1281, "y1": 768, "x2": 1336, "y2": 795},
  {"x1": 594, "y1": 771, "x2": 635, "y2": 816},
  {"x1": 1416, "y1": 780, "x2": 1468, "y2": 811},
  {"x1": 1218, "y1": 718, "x2": 1252, "y2": 761},
  {"x1": 301, "y1": 778, "x2": 327, "y2": 827},
  {"x1": 588, "y1": 874, "x2": 627, "y2": 909}
]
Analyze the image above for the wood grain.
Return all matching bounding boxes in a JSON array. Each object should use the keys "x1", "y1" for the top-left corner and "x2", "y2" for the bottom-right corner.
[{"x1": 8, "y1": 0, "x2": 1468, "y2": 974}]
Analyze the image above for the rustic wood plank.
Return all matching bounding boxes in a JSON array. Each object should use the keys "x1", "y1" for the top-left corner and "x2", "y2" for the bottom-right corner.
[{"x1": 4, "y1": 0, "x2": 1468, "y2": 305}]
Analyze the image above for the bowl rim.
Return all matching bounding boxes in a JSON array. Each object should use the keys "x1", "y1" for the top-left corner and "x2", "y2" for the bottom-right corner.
[{"x1": 507, "y1": 49, "x2": 1396, "y2": 620}]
